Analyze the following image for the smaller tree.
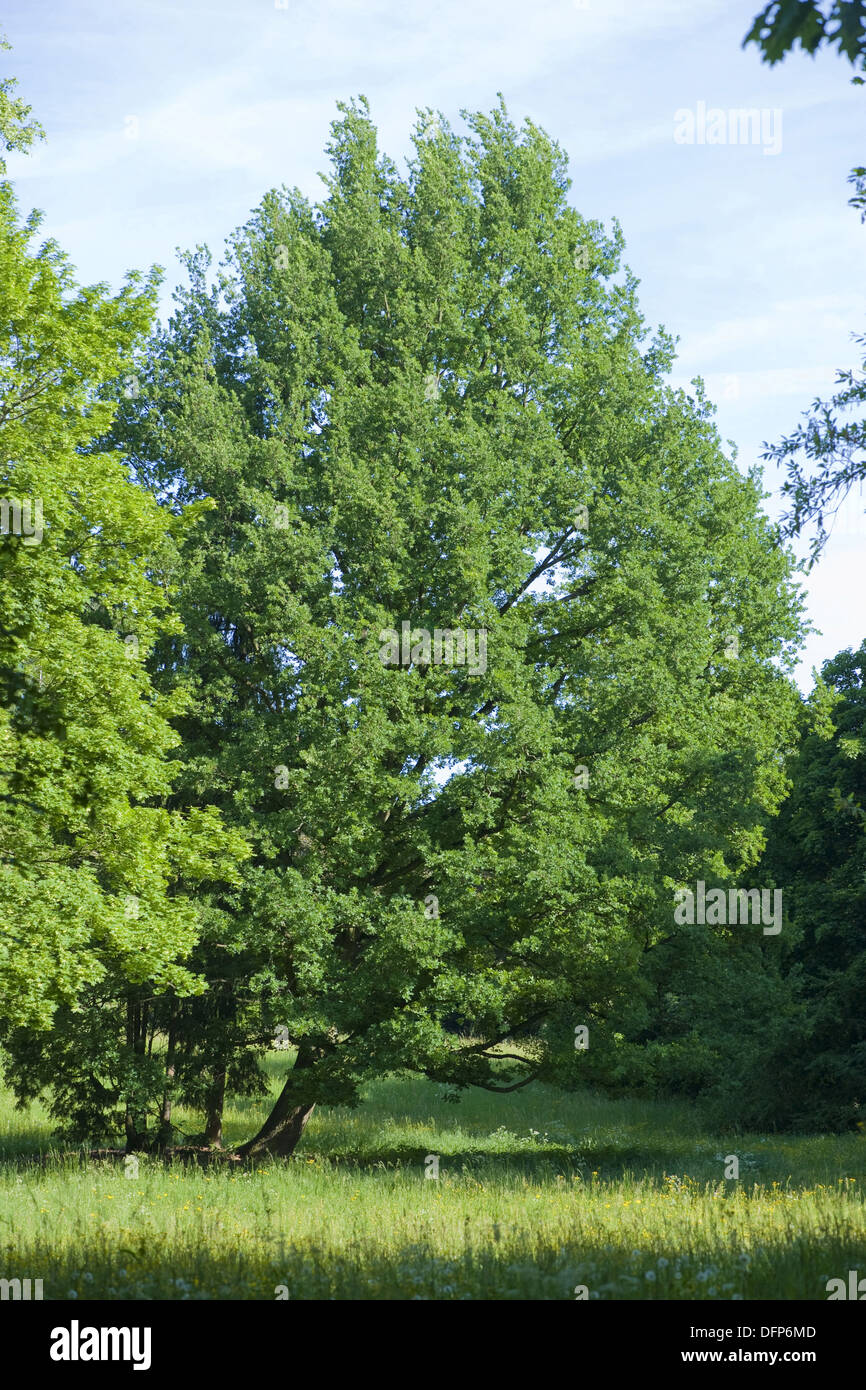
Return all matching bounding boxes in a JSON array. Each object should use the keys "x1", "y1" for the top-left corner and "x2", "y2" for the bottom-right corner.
[
  {"x1": 744, "y1": 3, "x2": 866, "y2": 558},
  {"x1": 765, "y1": 335, "x2": 866, "y2": 562},
  {"x1": 708, "y1": 643, "x2": 866, "y2": 1131},
  {"x1": 0, "y1": 46, "x2": 247, "y2": 1045}
]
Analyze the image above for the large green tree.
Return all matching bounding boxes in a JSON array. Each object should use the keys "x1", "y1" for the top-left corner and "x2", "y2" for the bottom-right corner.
[{"x1": 81, "y1": 98, "x2": 805, "y2": 1158}]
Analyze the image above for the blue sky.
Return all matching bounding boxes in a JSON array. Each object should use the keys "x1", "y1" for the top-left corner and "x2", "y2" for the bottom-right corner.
[{"x1": 4, "y1": 0, "x2": 864, "y2": 688}]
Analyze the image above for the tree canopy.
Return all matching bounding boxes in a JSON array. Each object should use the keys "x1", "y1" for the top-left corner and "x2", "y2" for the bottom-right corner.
[{"x1": 55, "y1": 96, "x2": 806, "y2": 1156}]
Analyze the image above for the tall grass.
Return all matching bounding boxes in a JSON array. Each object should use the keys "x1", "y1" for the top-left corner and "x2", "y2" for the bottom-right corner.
[{"x1": 0, "y1": 1060, "x2": 863, "y2": 1299}]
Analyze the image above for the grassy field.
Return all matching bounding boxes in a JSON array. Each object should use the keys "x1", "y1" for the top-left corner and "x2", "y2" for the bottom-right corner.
[{"x1": 1, "y1": 1056, "x2": 864, "y2": 1300}]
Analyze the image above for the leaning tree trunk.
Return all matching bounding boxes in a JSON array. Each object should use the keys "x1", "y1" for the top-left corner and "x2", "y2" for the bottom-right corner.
[{"x1": 236, "y1": 1046, "x2": 317, "y2": 1159}]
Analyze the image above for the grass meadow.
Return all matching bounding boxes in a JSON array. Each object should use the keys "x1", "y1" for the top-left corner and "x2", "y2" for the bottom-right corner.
[{"x1": 1, "y1": 1054, "x2": 864, "y2": 1300}]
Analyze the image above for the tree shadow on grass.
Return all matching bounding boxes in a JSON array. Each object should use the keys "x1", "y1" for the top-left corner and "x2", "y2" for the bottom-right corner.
[{"x1": 290, "y1": 1139, "x2": 717, "y2": 1183}]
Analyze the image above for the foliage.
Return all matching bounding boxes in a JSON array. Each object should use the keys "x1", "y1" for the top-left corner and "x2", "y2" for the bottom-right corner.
[
  {"x1": 744, "y1": 4, "x2": 866, "y2": 556},
  {"x1": 77, "y1": 97, "x2": 808, "y2": 1153},
  {"x1": 744, "y1": 1, "x2": 866, "y2": 68},
  {"x1": 0, "y1": 49, "x2": 246, "y2": 1034},
  {"x1": 719, "y1": 643, "x2": 866, "y2": 1131}
]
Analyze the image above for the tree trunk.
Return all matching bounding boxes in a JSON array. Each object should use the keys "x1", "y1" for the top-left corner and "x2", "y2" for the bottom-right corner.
[
  {"x1": 156, "y1": 1008, "x2": 177, "y2": 1149},
  {"x1": 204, "y1": 1066, "x2": 226, "y2": 1148},
  {"x1": 124, "y1": 999, "x2": 148, "y2": 1151},
  {"x1": 237, "y1": 1046, "x2": 316, "y2": 1159}
]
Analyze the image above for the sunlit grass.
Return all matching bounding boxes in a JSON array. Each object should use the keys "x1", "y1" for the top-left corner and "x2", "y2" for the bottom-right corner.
[{"x1": 0, "y1": 1058, "x2": 863, "y2": 1299}]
